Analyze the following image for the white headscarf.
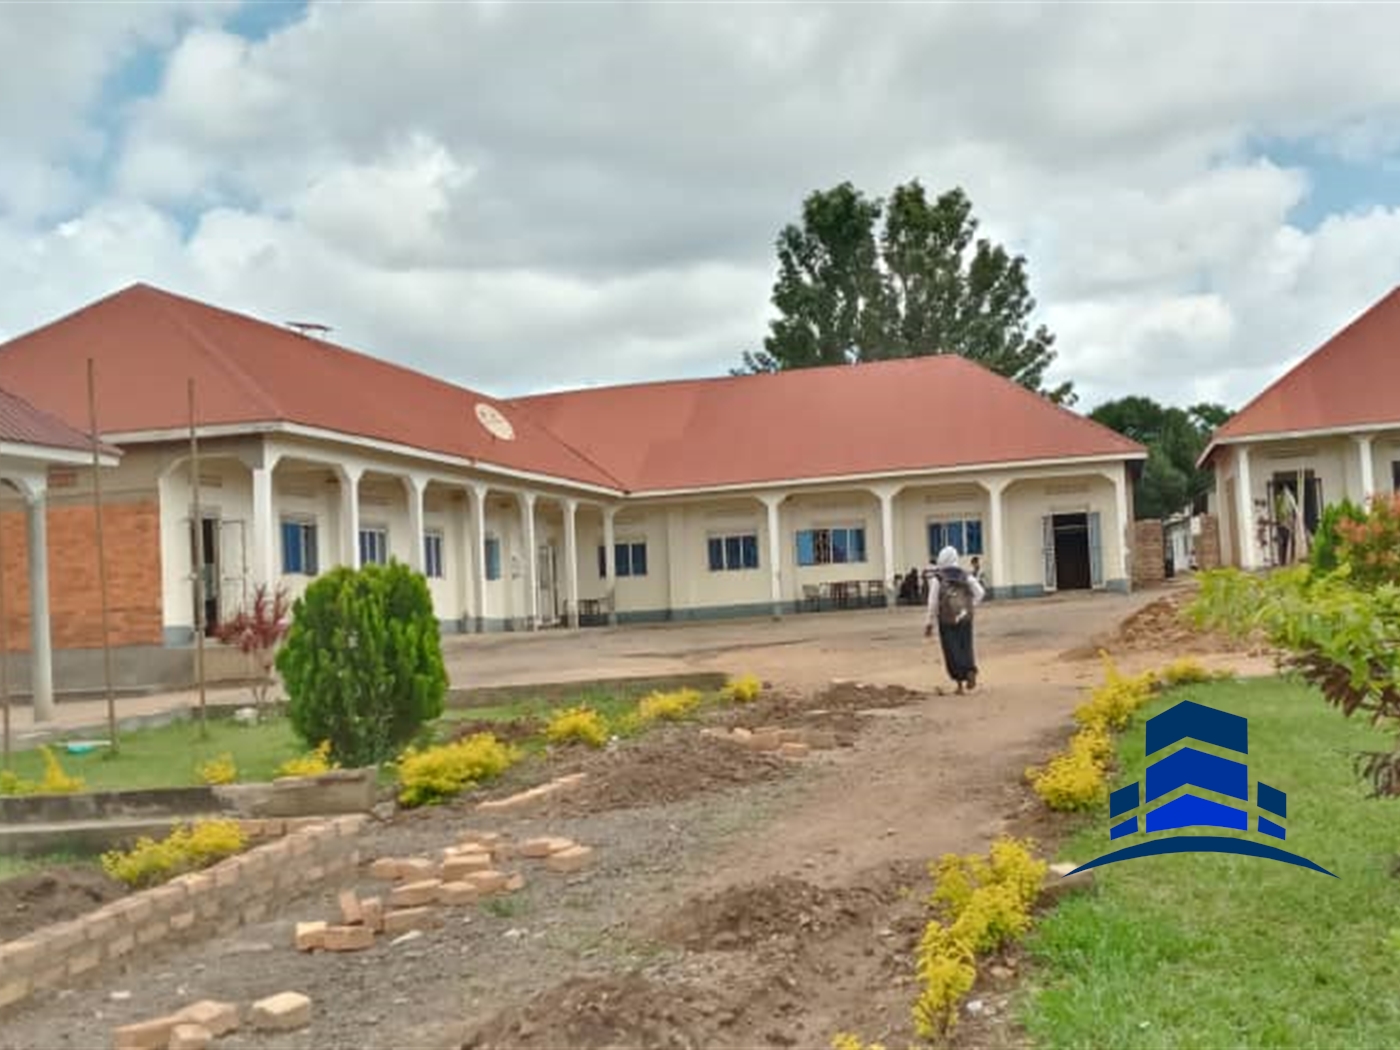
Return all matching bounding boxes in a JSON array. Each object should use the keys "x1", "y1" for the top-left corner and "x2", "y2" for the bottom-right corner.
[{"x1": 937, "y1": 545, "x2": 960, "y2": 569}]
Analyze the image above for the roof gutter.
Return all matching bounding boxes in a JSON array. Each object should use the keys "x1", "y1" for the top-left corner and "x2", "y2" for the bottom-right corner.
[{"x1": 1198, "y1": 418, "x2": 1400, "y2": 471}]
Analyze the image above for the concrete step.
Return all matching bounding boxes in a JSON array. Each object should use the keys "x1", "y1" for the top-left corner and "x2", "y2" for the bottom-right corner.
[{"x1": 0, "y1": 815, "x2": 226, "y2": 858}]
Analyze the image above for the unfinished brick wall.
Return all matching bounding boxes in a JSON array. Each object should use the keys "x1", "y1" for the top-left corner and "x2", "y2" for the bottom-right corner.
[
  {"x1": 1195, "y1": 514, "x2": 1222, "y2": 570},
  {"x1": 0, "y1": 815, "x2": 366, "y2": 1015},
  {"x1": 0, "y1": 497, "x2": 163, "y2": 650},
  {"x1": 1131, "y1": 519, "x2": 1166, "y2": 587}
]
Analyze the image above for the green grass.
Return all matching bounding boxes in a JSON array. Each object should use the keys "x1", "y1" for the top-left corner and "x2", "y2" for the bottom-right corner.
[
  {"x1": 0, "y1": 853, "x2": 92, "y2": 881},
  {"x1": 1, "y1": 683, "x2": 720, "y2": 793},
  {"x1": 1021, "y1": 676, "x2": 1400, "y2": 1048},
  {"x1": 2, "y1": 717, "x2": 303, "y2": 791}
]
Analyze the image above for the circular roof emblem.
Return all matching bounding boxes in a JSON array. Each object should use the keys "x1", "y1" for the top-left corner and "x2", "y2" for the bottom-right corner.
[{"x1": 474, "y1": 402, "x2": 515, "y2": 441}]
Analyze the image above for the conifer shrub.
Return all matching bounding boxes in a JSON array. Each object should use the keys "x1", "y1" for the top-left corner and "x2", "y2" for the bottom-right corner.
[{"x1": 275, "y1": 561, "x2": 448, "y2": 767}]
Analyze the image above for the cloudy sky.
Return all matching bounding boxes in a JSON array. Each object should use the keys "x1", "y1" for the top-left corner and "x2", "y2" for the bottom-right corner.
[{"x1": 5, "y1": 0, "x2": 1400, "y2": 413}]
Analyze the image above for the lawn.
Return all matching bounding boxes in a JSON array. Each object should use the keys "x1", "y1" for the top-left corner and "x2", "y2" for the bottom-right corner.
[
  {"x1": 1020, "y1": 676, "x2": 1400, "y2": 1048},
  {"x1": 1, "y1": 682, "x2": 714, "y2": 792}
]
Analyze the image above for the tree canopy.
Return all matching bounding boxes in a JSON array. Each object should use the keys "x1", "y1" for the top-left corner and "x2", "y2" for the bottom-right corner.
[
  {"x1": 737, "y1": 180, "x2": 1074, "y2": 405},
  {"x1": 1089, "y1": 396, "x2": 1232, "y2": 520}
]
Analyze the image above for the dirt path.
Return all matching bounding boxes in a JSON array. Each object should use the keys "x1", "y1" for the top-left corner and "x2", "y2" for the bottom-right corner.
[{"x1": 0, "y1": 583, "x2": 1270, "y2": 1050}]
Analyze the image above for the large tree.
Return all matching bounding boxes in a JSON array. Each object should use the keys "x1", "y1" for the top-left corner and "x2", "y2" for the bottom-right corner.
[
  {"x1": 737, "y1": 180, "x2": 1074, "y2": 405},
  {"x1": 1089, "y1": 396, "x2": 1233, "y2": 520}
]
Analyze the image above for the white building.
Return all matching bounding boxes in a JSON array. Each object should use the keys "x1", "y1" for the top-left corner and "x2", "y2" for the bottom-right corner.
[{"x1": 0, "y1": 284, "x2": 1146, "y2": 691}]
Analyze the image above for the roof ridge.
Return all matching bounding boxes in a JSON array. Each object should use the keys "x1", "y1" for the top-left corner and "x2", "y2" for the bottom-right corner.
[{"x1": 504, "y1": 399, "x2": 631, "y2": 491}]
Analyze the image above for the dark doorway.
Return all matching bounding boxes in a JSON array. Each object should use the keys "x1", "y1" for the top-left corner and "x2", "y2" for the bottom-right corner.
[
  {"x1": 1267, "y1": 470, "x2": 1322, "y2": 566},
  {"x1": 189, "y1": 515, "x2": 221, "y2": 637},
  {"x1": 1053, "y1": 513, "x2": 1092, "y2": 591}
]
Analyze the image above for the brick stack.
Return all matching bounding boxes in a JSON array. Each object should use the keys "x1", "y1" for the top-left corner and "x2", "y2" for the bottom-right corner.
[
  {"x1": 1195, "y1": 514, "x2": 1222, "y2": 570},
  {"x1": 1131, "y1": 519, "x2": 1166, "y2": 588}
]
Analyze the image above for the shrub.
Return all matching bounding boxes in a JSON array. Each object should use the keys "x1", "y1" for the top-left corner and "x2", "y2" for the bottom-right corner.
[
  {"x1": 1027, "y1": 745, "x2": 1108, "y2": 811},
  {"x1": 215, "y1": 583, "x2": 292, "y2": 709},
  {"x1": 1311, "y1": 498, "x2": 1367, "y2": 575},
  {"x1": 1336, "y1": 493, "x2": 1400, "y2": 589},
  {"x1": 544, "y1": 705, "x2": 609, "y2": 748},
  {"x1": 720, "y1": 673, "x2": 763, "y2": 703},
  {"x1": 275, "y1": 562, "x2": 448, "y2": 767},
  {"x1": 0, "y1": 769, "x2": 33, "y2": 796},
  {"x1": 277, "y1": 740, "x2": 336, "y2": 779},
  {"x1": 197, "y1": 753, "x2": 238, "y2": 785},
  {"x1": 396, "y1": 733, "x2": 521, "y2": 808},
  {"x1": 913, "y1": 916, "x2": 979, "y2": 1038},
  {"x1": 636, "y1": 688, "x2": 703, "y2": 724},
  {"x1": 831, "y1": 1033, "x2": 888, "y2": 1050},
  {"x1": 1159, "y1": 657, "x2": 1217, "y2": 687},
  {"x1": 101, "y1": 819, "x2": 247, "y2": 889},
  {"x1": 35, "y1": 747, "x2": 86, "y2": 794}
]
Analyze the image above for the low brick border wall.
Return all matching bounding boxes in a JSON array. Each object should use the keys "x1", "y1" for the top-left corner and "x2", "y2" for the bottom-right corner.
[{"x1": 0, "y1": 814, "x2": 367, "y2": 1015}]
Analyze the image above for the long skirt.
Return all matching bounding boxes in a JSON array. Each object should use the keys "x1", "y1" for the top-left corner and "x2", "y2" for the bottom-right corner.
[{"x1": 938, "y1": 620, "x2": 977, "y2": 684}]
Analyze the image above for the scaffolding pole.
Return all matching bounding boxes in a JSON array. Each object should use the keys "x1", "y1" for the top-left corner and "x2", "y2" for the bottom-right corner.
[
  {"x1": 189, "y1": 378, "x2": 208, "y2": 737},
  {"x1": 89, "y1": 358, "x2": 118, "y2": 754}
]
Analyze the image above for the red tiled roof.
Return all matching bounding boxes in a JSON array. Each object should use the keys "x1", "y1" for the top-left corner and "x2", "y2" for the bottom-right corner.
[
  {"x1": 1204, "y1": 285, "x2": 1400, "y2": 462},
  {"x1": 512, "y1": 356, "x2": 1144, "y2": 492},
  {"x1": 0, "y1": 284, "x2": 621, "y2": 490},
  {"x1": 0, "y1": 384, "x2": 118, "y2": 457},
  {"x1": 0, "y1": 284, "x2": 1143, "y2": 495}
]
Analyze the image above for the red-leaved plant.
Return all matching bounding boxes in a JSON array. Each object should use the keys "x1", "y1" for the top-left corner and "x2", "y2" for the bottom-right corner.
[
  {"x1": 216, "y1": 583, "x2": 293, "y2": 709},
  {"x1": 1336, "y1": 493, "x2": 1400, "y2": 589}
]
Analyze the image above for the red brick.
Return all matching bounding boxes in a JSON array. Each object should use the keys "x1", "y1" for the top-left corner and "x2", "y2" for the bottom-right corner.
[
  {"x1": 441, "y1": 853, "x2": 493, "y2": 880},
  {"x1": 167, "y1": 1024, "x2": 212, "y2": 1050},
  {"x1": 321, "y1": 925, "x2": 374, "y2": 952},
  {"x1": 361, "y1": 897, "x2": 384, "y2": 933},
  {"x1": 250, "y1": 992, "x2": 311, "y2": 1031},
  {"x1": 112, "y1": 1015, "x2": 181, "y2": 1050},
  {"x1": 436, "y1": 881, "x2": 478, "y2": 906},
  {"x1": 175, "y1": 1000, "x2": 240, "y2": 1037},
  {"x1": 368, "y1": 857, "x2": 399, "y2": 880},
  {"x1": 389, "y1": 879, "x2": 441, "y2": 908},
  {"x1": 382, "y1": 907, "x2": 438, "y2": 934},
  {"x1": 546, "y1": 846, "x2": 594, "y2": 873},
  {"x1": 519, "y1": 837, "x2": 573, "y2": 858},
  {"x1": 0, "y1": 978, "x2": 30, "y2": 1010},
  {"x1": 338, "y1": 890, "x2": 363, "y2": 925},
  {"x1": 465, "y1": 870, "x2": 510, "y2": 895},
  {"x1": 294, "y1": 921, "x2": 326, "y2": 952}
]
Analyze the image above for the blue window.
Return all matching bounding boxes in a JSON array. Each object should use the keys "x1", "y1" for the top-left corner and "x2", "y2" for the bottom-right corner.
[
  {"x1": 423, "y1": 530, "x2": 445, "y2": 579},
  {"x1": 795, "y1": 526, "x2": 867, "y2": 566},
  {"x1": 927, "y1": 518, "x2": 984, "y2": 558},
  {"x1": 359, "y1": 527, "x2": 388, "y2": 566},
  {"x1": 708, "y1": 533, "x2": 760, "y2": 572},
  {"x1": 281, "y1": 519, "x2": 318, "y2": 576},
  {"x1": 485, "y1": 536, "x2": 502, "y2": 581},
  {"x1": 598, "y1": 541, "x2": 648, "y2": 577}
]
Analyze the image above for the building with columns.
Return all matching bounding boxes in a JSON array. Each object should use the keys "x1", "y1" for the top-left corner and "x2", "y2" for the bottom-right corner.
[
  {"x1": 0, "y1": 284, "x2": 1144, "y2": 692},
  {"x1": 1200, "y1": 285, "x2": 1400, "y2": 570}
]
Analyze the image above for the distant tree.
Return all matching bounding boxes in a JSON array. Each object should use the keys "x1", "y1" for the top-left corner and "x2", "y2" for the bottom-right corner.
[
  {"x1": 1090, "y1": 396, "x2": 1233, "y2": 520},
  {"x1": 737, "y1": 180, "x2": 1074, "y2": 405}
]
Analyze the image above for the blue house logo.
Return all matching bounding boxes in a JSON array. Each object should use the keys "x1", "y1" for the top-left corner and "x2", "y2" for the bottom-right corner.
[{"x1": 1064, "y1": 699, "x2": 1337, "y2": 878}]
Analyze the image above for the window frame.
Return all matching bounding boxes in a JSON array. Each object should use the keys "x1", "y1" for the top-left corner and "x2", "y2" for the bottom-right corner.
[
  {"x1": 795, "y1": 524, "x2": 868, "y2": 567},
  {"x1": 358, "y1": 525, "x2": 389, "y2": 567},
  {"x1": 484, "y1": 535, "x2": 502, "y2": 581},
  {"x1": 927, "y1": 516, "x2": 985, "y2": 559},
  {"x1": 707, "y1": 531, "x2": 760, "y2": 572},
  {"x1": 280, "y1": 516, "x2": 319, "y2": 576},
  {"x1": 423, "y1": 529, "x2": 445, "y2": 579}
]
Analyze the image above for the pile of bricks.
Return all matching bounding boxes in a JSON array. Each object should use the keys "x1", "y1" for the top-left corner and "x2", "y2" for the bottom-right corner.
[
  {"x1": 1132, "y1": 519, "x2": 1166, "y2": 587},
  {"x1": 0, "y1": 815, "x2": 365, "y2": 1017},
  {"x1": 700, "y1": 725, "x2": 842, "y2": 757},
  {"x1": 296, "y1": 831, "x2": 593, "y2": 953},
  {"x1": 475, "y1": 772, "x2": 588, "y2": 813},
  {"x1": 113, "y1": 992, "x2": 310, "y2": 1050}
]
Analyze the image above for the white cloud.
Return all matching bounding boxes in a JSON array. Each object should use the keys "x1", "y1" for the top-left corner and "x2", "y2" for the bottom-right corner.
[{"x1": 7, "y1": 0, "x2": 1400, "y2": 420}]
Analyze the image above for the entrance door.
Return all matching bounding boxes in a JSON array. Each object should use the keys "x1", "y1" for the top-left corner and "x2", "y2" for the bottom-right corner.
[
  {"x1": 537, "y1": 544, "x2": 558, "y2": 625},
  {"x1": 1266, "y1": 470, "x2": 1322, "y2": 565},
  {"x1": 1045, "y1": 513, "x2": 1092, "y2": 591},
  {"x1": 189, "y1": 514, "x2": 221, "y2": 636}
]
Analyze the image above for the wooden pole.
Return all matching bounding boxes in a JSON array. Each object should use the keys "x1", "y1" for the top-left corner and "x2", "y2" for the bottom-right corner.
[
  {"x1": 88, "y1": 359, "x2": 118, "y2": 755},
  {"x1": 0, "y1": 462, "x2": 8, "y2": 771},
  {"x1": 189, "y1": 378, "x2": 208, "y2": 738}
]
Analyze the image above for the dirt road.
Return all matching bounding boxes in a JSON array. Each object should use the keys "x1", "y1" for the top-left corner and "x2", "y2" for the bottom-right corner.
[{"x1": 0, "y1": 585, "x2": 1266, "y2": 1050}]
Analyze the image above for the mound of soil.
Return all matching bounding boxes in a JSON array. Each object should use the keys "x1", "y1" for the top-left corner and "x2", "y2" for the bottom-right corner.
[
  {"x1": 659, "y1": 873, "x2": 900, "y2": 953},
  {"x1": 544, "y1": 730, "x2": 789, "y2": 815},
  {"x1": 461, "y1": 974, "x2": 727, "y2": 1050},
  {"x1": 444, "y1": 716, "x2": 542, "y2": 746},
  {"x1": 714, "y1": 682, "x2": 925, "y2": 734},
  {"x1": 1062, "y1": 589, "x2": 1267, "y2": 661},
  {"x1": 0, "y1": 866, "x2": 127, "y2": 941}
]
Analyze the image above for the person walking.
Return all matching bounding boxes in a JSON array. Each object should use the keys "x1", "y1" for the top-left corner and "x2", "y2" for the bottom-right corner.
[{"x1": 923, "y1": 545, "x2": 985, "y2": 693}]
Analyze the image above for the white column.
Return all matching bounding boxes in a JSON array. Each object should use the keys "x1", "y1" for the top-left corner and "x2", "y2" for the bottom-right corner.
[
  {"x1": 251, "y1": 456, "x2": 280, "y2": 588},
  {"x1": 519, "y1": 491, "x2": 538, "y2": 630},
  {"x1": 24, "y1": 484, "x2": 54, "y2": 723},
  {"x1": 403, "y1": 475, "x2": 425, "y2": 572},
  {"x1": 470, "y1": 484, "x2": 488, "y2": 632},
  {"x1": 985, "y1": 477, "x2": 1008, "y2": 599},
  {"x1": 868, "y1": 484, "x2": 901, "y2": 607},
  {"x1": 337, "y1": 465, "x2": 363, "y2": 568},
  {"x1": 1112, "y1": 464, "x2": 1132, "y2": 590},
  {"x1": 1357, "y1": 435, "x2": 1376, "y2": 503},
  {"x1": 563, "y1": 498, "x2": 579, "y2": 629},
  {"x1": 603, "y1": 506, "x2": 618, "y2": 626},
  {"x1": 761, "y1": 493, "x2": 784, "y2": 618},
  {"x1": 1235, "y1": 444, "x2": 1257, "y2": 570}
]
